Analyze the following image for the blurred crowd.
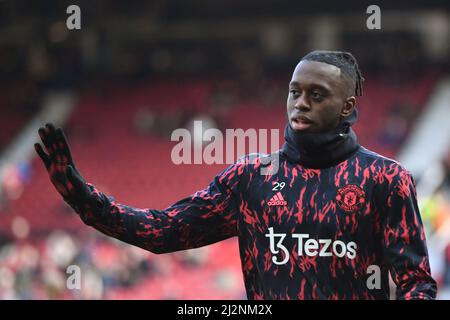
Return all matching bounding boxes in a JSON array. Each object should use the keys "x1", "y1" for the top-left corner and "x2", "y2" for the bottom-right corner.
[{"x1": 0, "y1": 230, "x2": 244, "y2": 300}]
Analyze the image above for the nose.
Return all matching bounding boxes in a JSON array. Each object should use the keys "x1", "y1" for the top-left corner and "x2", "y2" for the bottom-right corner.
[{"x1": 294, "y1": 92, "x2": 310, "y2": 111}]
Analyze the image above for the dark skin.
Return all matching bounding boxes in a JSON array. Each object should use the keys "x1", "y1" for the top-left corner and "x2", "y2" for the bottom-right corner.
[{"x1": 287, "y1": 60, "x2": 356, "y2": 133}]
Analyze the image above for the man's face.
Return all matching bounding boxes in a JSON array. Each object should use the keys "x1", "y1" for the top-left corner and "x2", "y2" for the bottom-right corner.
[{"x1": 287, "y1": 60, "x2": 354, "y2": 133}]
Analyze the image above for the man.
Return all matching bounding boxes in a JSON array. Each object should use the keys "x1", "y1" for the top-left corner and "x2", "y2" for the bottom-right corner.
[{"x1": 35, "y1": 50, "x2": 437, "y2": 299}]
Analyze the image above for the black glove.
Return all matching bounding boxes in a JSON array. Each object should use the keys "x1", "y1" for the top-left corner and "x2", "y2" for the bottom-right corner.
[{"x1": 34, "y1": 123, "x2": 101, "y2": 216}]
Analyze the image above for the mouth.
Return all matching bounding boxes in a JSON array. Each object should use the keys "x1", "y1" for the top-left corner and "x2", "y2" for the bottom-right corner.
[{"x1": 291, "y1": 115, "x2": 314, "y2": 131}]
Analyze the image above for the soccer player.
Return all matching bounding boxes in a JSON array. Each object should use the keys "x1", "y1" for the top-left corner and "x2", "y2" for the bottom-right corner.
[{"x1": 35, "y1": 50, "x2": 437, "y2": 299}]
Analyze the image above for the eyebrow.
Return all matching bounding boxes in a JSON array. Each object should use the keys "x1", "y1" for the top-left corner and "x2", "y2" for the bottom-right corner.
[{"x1": 289, "y1": 81, "x2": 331, "y2": 93}]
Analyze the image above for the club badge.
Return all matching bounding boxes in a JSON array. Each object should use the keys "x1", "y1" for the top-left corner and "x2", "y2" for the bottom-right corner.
[{"x1": 336, "y1": 184, "x2": 366, "y2": 212}]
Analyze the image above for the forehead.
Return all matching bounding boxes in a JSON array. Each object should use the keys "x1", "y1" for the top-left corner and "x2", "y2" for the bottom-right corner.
[{"x1": 290, "y1": 60, "x2": 343, "y2": 89}]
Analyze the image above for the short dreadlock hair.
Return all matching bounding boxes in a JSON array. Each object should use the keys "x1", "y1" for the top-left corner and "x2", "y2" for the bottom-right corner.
[{"x1": 300, "y1": 50, "x2": 365, "y2": 97}]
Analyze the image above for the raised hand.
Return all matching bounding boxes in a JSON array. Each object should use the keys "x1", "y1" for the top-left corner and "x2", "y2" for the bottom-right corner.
[{"x1": 34, "y1": 123, "x2": 91, "y2": 207}]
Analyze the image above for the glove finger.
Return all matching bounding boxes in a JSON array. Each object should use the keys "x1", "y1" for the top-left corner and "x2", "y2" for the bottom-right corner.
[
  {"x1": 45, "y1": 123, "x2": 59, "y2": 152},
  {"x1": 38, "y1": 127, "x2": 54, "y2": 156},
  {"x1": 34, "y1": 143, "x2": 51, "y2": 170},
  {"x1": 56, "y1": 127, "x2": 74, "y2": 164},
  {"x1": 45, "y1": 123, "x2": 65, "y2": 163}
]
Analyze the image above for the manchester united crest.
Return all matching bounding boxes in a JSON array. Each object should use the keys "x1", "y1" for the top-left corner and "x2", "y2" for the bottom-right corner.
[{"x1": 336, "y1": 184, "x2": 366, "y2": 212}]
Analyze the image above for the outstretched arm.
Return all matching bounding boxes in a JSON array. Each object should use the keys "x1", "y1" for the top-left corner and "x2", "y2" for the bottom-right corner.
[{"x1": 35, "y1": 123, "x2": 244, "y2": 253}]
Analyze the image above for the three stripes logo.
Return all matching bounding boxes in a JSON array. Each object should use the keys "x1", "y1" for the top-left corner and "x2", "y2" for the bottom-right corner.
[{"x1": 267, "y1": 192, "x2": 287, "y2": 206}]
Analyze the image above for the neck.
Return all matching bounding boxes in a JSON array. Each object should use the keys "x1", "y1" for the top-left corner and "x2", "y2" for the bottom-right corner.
[{"x1": 281, "y1": 109, "x2": 360, "y2": 168}]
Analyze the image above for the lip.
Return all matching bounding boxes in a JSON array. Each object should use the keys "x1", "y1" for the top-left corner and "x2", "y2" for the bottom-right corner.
[
  {"x1": 291, "y1": 115, "x2": 313, "y2": 123},
  {"x1": 291, "y1": 114, "x2": 314, "y2": 131}
]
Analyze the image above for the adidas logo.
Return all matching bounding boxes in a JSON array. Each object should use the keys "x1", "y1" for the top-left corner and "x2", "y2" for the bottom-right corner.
[{"x1": 267, "y1": 192, "x2": 287, "y2": 206}]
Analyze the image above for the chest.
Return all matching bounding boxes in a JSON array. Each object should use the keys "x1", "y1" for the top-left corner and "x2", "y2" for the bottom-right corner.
[{"x1": 240, "y1": 164, "x2": 382, "y2": 238}]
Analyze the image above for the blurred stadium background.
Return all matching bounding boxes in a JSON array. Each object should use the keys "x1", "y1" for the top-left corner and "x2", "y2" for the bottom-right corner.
[{"x1": 0, "y1": 0, "x2": 449, "y2": 299}]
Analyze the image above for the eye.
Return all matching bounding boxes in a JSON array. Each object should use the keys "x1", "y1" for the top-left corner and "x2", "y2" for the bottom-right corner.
[
  {"x1": 311, "y1": 91, "x2": 324, "y2": 100},
  {"x1": 289, "y1": 89, "x2": 300, "y2": 97}
]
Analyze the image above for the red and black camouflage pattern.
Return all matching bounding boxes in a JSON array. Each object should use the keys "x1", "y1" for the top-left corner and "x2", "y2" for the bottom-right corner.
[{"x1": 78, "y1": 146, "x2": 437, "y2": 300}]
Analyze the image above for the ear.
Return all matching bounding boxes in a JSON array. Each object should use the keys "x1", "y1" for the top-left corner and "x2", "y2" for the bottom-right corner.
[{"x1": 341, "y1": 96, "x2": 356, "y2": 117}]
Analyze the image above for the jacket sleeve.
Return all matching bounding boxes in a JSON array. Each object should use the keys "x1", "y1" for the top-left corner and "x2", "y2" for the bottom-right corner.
[
  {"x1": 71, "y1": 159, "x2": 246, "y2": 254},
  {"x1": 381, "y1": 167, "x2": 437, "y2": 300}
]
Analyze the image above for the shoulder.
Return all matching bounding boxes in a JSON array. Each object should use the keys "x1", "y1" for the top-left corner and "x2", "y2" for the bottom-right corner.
[
  {"x1": 215, "y1": 152, "x2": 278, "y2": 188},
  {"x1": 357, "y1": 147, "x2": 416, "y2": 200},
  {"x1": 357, "y1": 146, "x2": 412, "y2": 177},
  {"x1": 217, "y1": 152, "x2": 280, "y2": 179},
  {"x1": 236, "y1": 152, "x2": 280, "y2": 171}
]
